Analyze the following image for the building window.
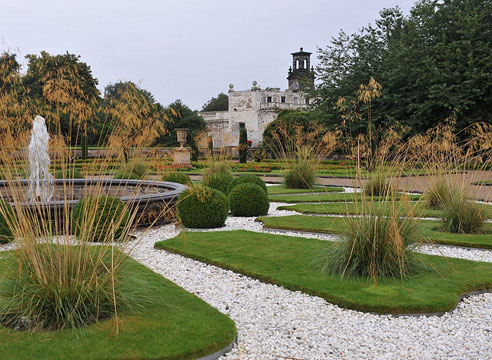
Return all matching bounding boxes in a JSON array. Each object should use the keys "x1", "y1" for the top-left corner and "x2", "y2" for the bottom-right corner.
[
  {"x1": 296, "y1": 59, "x2": 299, "y2": 69},
  {"x1": 267, "y1": 96, "x2": 272, "y2": 103},
  {"x1": 305, "y1": 98, "x2": 309, "y2": 105},
  {"x1": 293, "y1": 97, "x2": 298, "y2": 104},
  {"x1": 281, "y1": 96, "x2": 286, "y2": 103}
]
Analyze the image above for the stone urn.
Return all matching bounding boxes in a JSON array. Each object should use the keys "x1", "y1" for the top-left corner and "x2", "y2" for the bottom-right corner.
[
  {"x1": 175, "y1": 128, "x2": 188, "y2": 148},
  {"x1": 173, "y1": 128, "x2": 191, "y2": 165}
]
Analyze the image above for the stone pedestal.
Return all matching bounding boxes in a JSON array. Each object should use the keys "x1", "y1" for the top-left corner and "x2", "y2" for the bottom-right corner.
[{"x1": 173, "y1": 147, "x2": 191, "y2": 165}]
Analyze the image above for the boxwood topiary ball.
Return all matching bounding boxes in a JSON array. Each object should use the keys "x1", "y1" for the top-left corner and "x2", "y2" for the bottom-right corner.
[
  {"x1": 203, "y1": 172, "x2": 234, "y2": 195},
  {"x1": 230, "y1": 174, "x2": 267, "y2": 193},
  {"x1": 177, "y1": 186, "x2": 229, "y2": 228},
  {"x1": 72, "y1": 195, "x2": 130, "y2": 242},
  {"x1": 0, "y1": 200, "x2": 15, "y2": 243},
  {"x1": 229, "y1": 183, "x2": 270, "y2": 217}
]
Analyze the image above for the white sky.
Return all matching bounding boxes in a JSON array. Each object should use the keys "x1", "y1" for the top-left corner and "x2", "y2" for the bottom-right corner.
[{"x1": 0, "y1": 0, "x2": 417, "y2": 110}]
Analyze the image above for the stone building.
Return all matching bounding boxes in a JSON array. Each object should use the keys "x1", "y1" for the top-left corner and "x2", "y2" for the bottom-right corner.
[{"x1": 200, "y1": 48, "x2": 315, "y2": 147}]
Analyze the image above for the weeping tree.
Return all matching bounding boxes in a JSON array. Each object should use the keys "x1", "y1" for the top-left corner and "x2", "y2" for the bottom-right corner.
[
  {"x1": 103, "y1": 81, "x2": 169, "y2": 162},
  {"x1": 23, "y1": 51, "x2": 100, "y2": 145}
]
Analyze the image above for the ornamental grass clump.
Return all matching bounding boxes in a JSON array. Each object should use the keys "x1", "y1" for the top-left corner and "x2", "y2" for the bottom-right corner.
[
  {"x1": 0, "y1": 60, "x2": 174, "y2": 332},
  {"x1": 264, "y1": 121, "x2": 338, "y2": 189},
  {"x1": 0, "y1": 245, "x2": 130, "y2": 331},
  {"x1": 363, "y1": 170, "x2": 395, "y2": 197},
  {"x1": 440, "y1": 185, "x2": 487, "y2": 234},
  {"x1": 323, "y1": 200, "x2": 422, "y2": 284},
  {"x1": 283, "y1": 149, "x2": 317, "y2": 189},
  {"x1": 72, "y1": 195, "x2": 131, "y2": 242},
  {"x1": 422, "y1": 178, "x2": 452, "y2": 209}
]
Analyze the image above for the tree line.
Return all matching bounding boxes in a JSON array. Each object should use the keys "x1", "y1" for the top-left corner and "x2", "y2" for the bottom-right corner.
[
  {"x1": 0, "y1": 51, "x2": 207, "y2": 148},
  {"x1": 309, "y1": 0, "x2": 491, "y2": 142}
]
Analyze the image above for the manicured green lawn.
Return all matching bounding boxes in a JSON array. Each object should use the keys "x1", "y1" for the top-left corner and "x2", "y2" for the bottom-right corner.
[
  {"x1": 0, "y1": 254, "x2": 236, "y2": 360},
  {"x1": 155, "y1": 230, "x2": 492, "y2": 314},
  {"x1": 277, "y1": 201, "x2": 445, "y2": 218},
  {"x1": 269, "y1": 192, "x2": 421, "y2": 203},
  {"x1": 258, "y1": 215, "x2": 492, "y2": 249},
  {"x1": 267, "y1": 185, "x2": 342, "y2": 195}
]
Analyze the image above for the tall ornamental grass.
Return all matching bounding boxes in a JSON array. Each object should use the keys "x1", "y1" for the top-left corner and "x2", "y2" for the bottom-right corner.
[
  {"x1": 0, "y1": 64, "x2": 172, "y2": 331},
  {"x1": 264, "y1": 123, "x2": 338, "y2": 189}
]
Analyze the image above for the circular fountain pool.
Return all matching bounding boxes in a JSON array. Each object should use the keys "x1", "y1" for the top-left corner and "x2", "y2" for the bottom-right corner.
[{"x1": 0, "y1": 179, "x2": 187, "y2": 227}]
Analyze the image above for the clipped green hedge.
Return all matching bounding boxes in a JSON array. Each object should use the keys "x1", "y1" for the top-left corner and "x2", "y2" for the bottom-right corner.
[
  {"x1": 54, "y1": 168, "x2": 84, "y2": 179},
  {"x1": 229, "y1": 183, "x2": 269, "y2": 217},
  {"x1": 177, "y1": 186, "x2": 228, "y2": 228},
  {"x1": 72, "y1": 195, "x2": 130, "y2": 242},
  {"x1": 161, "y1": 172, "x2": 191, "y2": 185},
  {"x1": 114, "y1": 161, "x2": 148, "y2": 180},
  {"x1": 0, "y1": 200, "x2": 15, "y2": 243},
  {"x1": 230, "y1": 174, "x2": 267, "y2": 193},
  {"x1": 203, "y1": 172, "x2": 234, "y2": 195}
]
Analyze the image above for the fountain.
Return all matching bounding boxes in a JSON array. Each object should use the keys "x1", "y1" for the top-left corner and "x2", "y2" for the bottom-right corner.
[
  {"x1": 28, "y1": 116, "x2": 53, "y2": 202},
  {"x1": 0, "y1": 116, "x2": 187, "y2": 226}
]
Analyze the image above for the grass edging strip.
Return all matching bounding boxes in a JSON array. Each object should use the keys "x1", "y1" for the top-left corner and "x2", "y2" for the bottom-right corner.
[
  {"x1": 258, "y1": 215, "x2": 492, "y2": 250},
  {"x1": 155, "y1": 230, "x2": 492, "y2": 315}
]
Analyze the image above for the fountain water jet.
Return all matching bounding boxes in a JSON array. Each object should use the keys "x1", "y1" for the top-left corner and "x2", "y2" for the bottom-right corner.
[{"x1": 28, "y1": 116, "x2": 53, "y2": 202}]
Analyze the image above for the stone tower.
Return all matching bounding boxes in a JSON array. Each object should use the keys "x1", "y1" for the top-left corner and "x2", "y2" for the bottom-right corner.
[{"x1": 287, "y1": 47, "x2": 315, "y2": 91}]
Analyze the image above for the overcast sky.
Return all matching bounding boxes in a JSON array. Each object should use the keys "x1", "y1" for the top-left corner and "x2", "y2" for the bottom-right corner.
[{"x1": 1, "y1": 0, "x2": 417, "y2": 110}]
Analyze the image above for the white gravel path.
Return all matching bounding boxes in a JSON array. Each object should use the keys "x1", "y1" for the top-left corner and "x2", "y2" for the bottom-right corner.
[
  {"x1": 126, "y1": 200, "x2": 492, "y2": 360},
  {"x1": 130, "y1": 222, "x2": 492, "y2": 360},
  {"x1": 1, "y1": 198, "x2": 491, "y2": 359}
]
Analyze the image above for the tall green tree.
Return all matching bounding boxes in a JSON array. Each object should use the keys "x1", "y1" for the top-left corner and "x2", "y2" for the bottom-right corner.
[
  {"x1": 156, "y1": 99, "x2": 206, "y2": 147},
  {"x1": 202, "y1": 93, "x2": 229, "y2": 112},
  {"x1": 314, "y1": 0, "x2": 492, "y2": 137}
]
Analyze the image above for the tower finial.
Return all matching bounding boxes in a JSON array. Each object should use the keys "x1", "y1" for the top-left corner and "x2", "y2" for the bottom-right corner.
[{"x1": 300, "y1": 47, "x2": 303, "y2": 51}]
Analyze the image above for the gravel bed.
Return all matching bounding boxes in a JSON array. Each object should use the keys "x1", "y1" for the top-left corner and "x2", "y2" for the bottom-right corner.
[
  {"x1": 1, "y1": 199, "x2": 491, "y2": 359},
  {"x1": 130, "y1": 224, "x2": 492, "y2": 360},
  {"x1": 417, "y1": 244, "x2": 492, "y2": 263}
]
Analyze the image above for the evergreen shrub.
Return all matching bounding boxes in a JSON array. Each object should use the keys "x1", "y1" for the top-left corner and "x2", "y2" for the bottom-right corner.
[
  {"x1": 177, "y1": 186, "x2": 228, "y2": 228},
  {"x1": 230, "y1": 174, "x2": 267, "y2": 193},
  {"x1": 229, "y1": 183, "x2": 269, "y2": 217},
  {"x1": 203, "y1": 172, "x2": 234, "y2": 195},
  {"x1": 72, "y1": 195, "x2": 130, "y2": 242}
]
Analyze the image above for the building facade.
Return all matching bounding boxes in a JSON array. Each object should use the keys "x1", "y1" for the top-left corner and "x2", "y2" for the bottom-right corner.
[{"x1": 201, "y1": 48, "x2": 314, "y2": 147}]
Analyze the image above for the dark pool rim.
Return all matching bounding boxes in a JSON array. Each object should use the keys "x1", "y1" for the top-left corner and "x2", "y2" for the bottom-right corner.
[{"x1": 0, "y1": 179, "x2": 188, "y2": 210}]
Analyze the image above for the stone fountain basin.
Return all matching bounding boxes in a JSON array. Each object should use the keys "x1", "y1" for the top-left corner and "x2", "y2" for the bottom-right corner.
[{"x1": 0, "y1": 179, "x2": 187, "y2": 226}]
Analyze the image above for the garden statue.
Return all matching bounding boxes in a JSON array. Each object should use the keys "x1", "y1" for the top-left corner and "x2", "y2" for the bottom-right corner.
[{"x1": 173, "y1": 128, "x2": 191, "y2": 165}]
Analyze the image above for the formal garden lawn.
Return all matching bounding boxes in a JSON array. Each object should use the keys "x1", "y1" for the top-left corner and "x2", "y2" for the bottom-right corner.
[
  {"x1": 277, "y1": 201, "x2": 492, "y2": 219},
  {"x1": 268, "y1": 192, "x2": 421, "y2": 203},
  {"x1": 155, "y1": 230, "x2": 492, "y2": 314},
  {"x1": 0, "y1": 252, "x2": 236, "y2": 360},
  {"x1": 267, "y1": 185, "x2": 342, "y2": 195},
  {"x1": 258, "y1": 215, "x2": 492, "y2": 249}
]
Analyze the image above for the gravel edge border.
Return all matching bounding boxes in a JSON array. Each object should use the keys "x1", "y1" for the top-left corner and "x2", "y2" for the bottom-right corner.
[{"x1": 197, "y1": 339, "x2": 236, "y2": 360}]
